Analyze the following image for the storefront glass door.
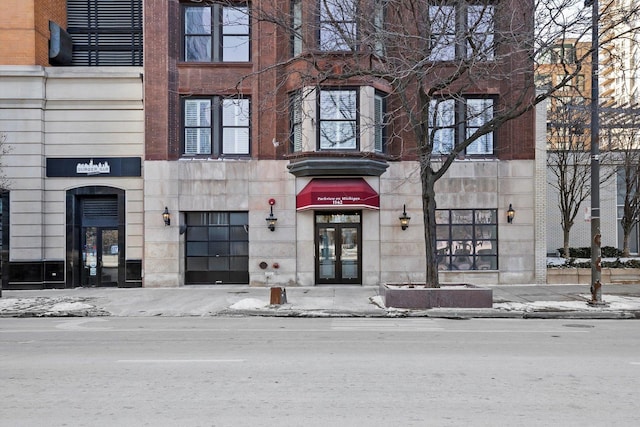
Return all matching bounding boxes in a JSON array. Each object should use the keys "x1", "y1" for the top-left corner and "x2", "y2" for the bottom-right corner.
[
  {"x1": 81, "y1": 227, "x2": 119, "y2": 287},
  {"x1": 315, "y1": 212, "x2": 361, "y2": 284}
]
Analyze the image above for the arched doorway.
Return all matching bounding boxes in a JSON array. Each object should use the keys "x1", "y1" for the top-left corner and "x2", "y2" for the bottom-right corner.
[{"x1": 66, "y1": 186, "x2": 125, "y2": 287}]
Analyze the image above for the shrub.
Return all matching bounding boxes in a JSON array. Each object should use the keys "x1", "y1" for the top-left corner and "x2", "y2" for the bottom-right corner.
[{"x1": 557, "y1": 246, "x2": 623, "y2": 258}]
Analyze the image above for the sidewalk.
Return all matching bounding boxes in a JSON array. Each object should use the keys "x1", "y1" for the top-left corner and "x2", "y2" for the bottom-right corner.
[{"x1": 1, "y1": 283, "x2": 640, "y2": 319}]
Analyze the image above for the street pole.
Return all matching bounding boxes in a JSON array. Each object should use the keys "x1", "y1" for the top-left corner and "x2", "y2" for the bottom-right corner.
[{"x1": 587, "y1": 0, "x2": 605, "y2": 305}]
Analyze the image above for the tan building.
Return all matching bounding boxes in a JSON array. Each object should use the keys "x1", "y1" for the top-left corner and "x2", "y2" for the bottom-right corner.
[{"x1": 0, "y1": 0, "x2": 144, "y2": 290}]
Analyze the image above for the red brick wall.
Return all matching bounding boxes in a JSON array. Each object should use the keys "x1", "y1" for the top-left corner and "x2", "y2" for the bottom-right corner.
[{"x1": 144, "y1": 0, "x2": 535, "y2": 162}]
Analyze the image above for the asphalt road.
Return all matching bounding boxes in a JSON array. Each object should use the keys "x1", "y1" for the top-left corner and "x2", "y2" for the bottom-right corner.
[{"x1": 2, "y1": 317, "x2": 639, "y2": 426}]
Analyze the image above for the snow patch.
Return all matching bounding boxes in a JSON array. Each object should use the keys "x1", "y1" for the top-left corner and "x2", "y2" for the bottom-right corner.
[{"x1": 229, "y1": 298, "x2": 268, "y2": 310}]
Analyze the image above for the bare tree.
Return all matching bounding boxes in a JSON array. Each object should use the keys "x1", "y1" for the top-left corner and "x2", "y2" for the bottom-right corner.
[
  {"x1": 547, "y1": 99, "x2": 593, "y2": 257},
  {"x1": 605, "y1": 106, "x2": 640, "y2": 256},
  {"x1": 211, "y1": 0, "x2": 640, "y2": 286}
]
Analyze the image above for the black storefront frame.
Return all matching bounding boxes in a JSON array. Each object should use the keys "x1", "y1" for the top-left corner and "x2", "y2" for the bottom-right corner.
[
  {"x1": 66, "y1": 186, "x2": 126, "y2": 288},
  {"x1": 314, "y1": 211, "x2": 363, "y2": 285}
]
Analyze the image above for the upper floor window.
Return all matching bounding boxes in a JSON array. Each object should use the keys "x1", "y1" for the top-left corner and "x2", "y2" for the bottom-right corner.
[
  {"x1": 319, "y1": 89, "x2": 358, "y2": 149},
  {"x1": 319, "y1": 0, "x2": 357, "y2": 51},
  {"x1": 183, "y1": 97, "x2": 250, "y2": 157},
  {"x1": 183, "y1": 3, "x2": 250, "y2": 62},
  {"x1": 428, "y1": 2, "x2": 494, "y2": 61},
  {"x1": 429, "y1": 97, "x2": 495, "y2": 155},
  {"x1": 290, "y1": 87, "x2": 385, "y2": 153},
  {"x1": 549, "y1": 44, "x2": 576, "y2": 64},
  {"x1": 374, "y1": 92, "x2": 386, "y2": 153}
]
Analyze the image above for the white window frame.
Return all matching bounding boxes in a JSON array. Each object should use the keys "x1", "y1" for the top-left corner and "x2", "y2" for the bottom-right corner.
[
  {"x1": 184, "y1": 97, "x2": 250, "y2": 157},
  {"x1": 318, "y1": 89, "x2": 359, "y2": 150}
]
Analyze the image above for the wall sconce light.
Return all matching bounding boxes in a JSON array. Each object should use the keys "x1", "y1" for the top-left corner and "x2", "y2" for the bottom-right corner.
[
  {"x1": 265, "y1": 201, "x2": 277, "y2": 231},
  {"x1": 507, "y1": 204, "x2": 515, "y2": 224},
  {"x1": 162, "y1": 207, "x2": 171, "y2": 226},
  {"x1": 399, "y1": 204, "x2": 411, "y2": 230}
]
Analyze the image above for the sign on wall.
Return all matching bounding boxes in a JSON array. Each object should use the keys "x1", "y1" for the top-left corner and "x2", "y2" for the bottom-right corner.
[{"x1": 46, "y1": 158, "x2": 142, "y2": 177}]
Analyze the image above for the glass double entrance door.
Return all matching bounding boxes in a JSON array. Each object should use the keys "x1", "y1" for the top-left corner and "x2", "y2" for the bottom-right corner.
[
  {"x1": 315, "y1": 212, "x2": 361, "y2": 285},
  {"x1": 81, "y1": 227, "x2": 119, "y2": 287}
]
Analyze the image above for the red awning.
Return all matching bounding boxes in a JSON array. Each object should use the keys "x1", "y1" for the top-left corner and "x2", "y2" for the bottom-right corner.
[{"x1": 296, "y1": 178, "x2": 379, "y2": 211}]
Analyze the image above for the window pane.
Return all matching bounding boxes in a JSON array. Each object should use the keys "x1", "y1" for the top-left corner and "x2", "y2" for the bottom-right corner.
[
  {"x1": 222, "y1": 7, "x2": 249, "y2": 34},
  {"x1": 319, "y1": 0, "x2": 357, "y2": 51},
  {"x1": 187, "y1": 242, "x2": 208, "y2": 256},
  {"x1": 230, "y1": 225, "x2": 248, "y2": 240},
  {"x1": 230, "y1": 241, "x2": 249, "y2": 256},
  {"x1": 209, "y1": 257, "x2": 230, "y2": 271},
  {"x1": 466, "y1": 99, "x2": 494, "y2": 154},
  {"x1": 292, "y1": 0, "x2": 303, "y2": 55},
  {"x1": 320, "y1": 121, "x2": 356, "y2": 149},
  {"x1": 452, "y1": 210, "x2": 473, "y2": 224},
  {"x1": 186, "y1": 225, "x2": 208, "y2": 240},
  {"x1": 320, "y1": 91, "x2": 356, "y2": 120},
  {"x1": 185, "y1": 128, "x2": 211, "y2": 154},
  {"x1": 223, "y1": 128, "x2": 250, "y2": 154},
  {"x1": 186, "y1": 213, "x2": 208, "y2": 226},
  {"x1": 185, "y1": 36, "x2": 212, "y2": 61},
  {"x1": 209, "y1": 227, "x2": 229, "y2": 240},
  {"x1": 222, "y1": 99, "x2": 249, "y2": 125},
  {"x1": 230, "y1": 212, "x2": 248, "y2": 225},
  {"x1": 428, "y1": 6, "x2": 455, "y2": 61},
  {"x1": 185, "y1": 100, "x2": 211, "y2": 126},
  {"x1": 210, "y1": 242, "x2": 229, "y2": 256},
  {"x1": 186, "y1": 257, "x2": 208, "y2": 271},
  {"x1": 468, "y1": 6, "x2": 494, "y2": 59},
  {"x1": 185, "y1": 7, "x2": 212, "y2": 34},
  {"x1": 222, "y1": 36, "x2": 249, "y2": 61},
  {"x1": 374, "y1": 94, "x2": 384, "y2": 152}
]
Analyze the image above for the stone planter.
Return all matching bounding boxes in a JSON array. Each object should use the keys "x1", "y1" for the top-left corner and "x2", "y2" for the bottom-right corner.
[{"x1": 380, "y1": 283, "x2": 493, "y2": 309}]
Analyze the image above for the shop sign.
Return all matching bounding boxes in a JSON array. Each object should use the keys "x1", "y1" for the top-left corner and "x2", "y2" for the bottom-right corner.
[{"x1": 46, "y1": 157, "x2": 142, "y2": 177}]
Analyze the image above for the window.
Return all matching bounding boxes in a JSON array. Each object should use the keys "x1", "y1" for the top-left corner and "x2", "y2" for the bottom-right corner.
[
  {"x1": 290, "y1": 87, "x2": 385, "y2": 153},
  {"x1": 319, "y1": 0, "x2": 357, "y2": 51},
  {"x1": 183, "y1": 3, "x2": 249, "y2": 62},
  {"x1": 292, "y1": 0, "x2": 303, "y2": 56},
  {"x1": 374, "y1": 92, "x2": 386, "y2": 152},
  {"x1": 319, "y1": 89, "x2": 358, "y2": 150},
  {"x1": 184, "y1": 97, "x2": 250, "y2": 156},
  {"x1": 185, "y1": 212, "x2": 249, "y2": 284},
  {"x1": 549, "y1": 44, "x2": 576, "y2": 64},
  {"x1": 66, "y1": 0, "x2": 143, "y2": 66},
  {"x1": 290, "y1": 91, "x2": 303, "y2": 152},
  {"x1": 436, "y1": 209, "x2": 498, "y2": 271},
  {"x1": 428, "y1": 2, "x2": 494, "y2": 61},
  {"x1": 429, "y1": 97, "x2": 494, "y2": 155}
]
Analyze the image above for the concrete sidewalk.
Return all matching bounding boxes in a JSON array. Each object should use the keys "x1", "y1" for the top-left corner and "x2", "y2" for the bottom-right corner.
[{"x1": 1, "y1": 283, "x2": 640, "y2": 319}]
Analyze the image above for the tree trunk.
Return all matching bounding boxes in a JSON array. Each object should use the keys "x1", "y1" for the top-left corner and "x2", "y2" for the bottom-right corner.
[
  {"x1": 623, "y1": 228, "x2": 631, "y2": 258},
  {"x1": 421, "y1": 163, "x2": 439, "y2": 288},
  {"x1": 563, "y1": 228, "x2": 570, "y2": 259}
]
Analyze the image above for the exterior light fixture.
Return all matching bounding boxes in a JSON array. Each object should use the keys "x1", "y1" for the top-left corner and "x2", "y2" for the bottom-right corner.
[
  {"x1": 266, "y1": 200, "x2": 277, "y2": 231},
  {"x1": 162, "y1": 206, "x2": 171, "y2": 226},
  {"x1": 507, "y1": 204, "x2": 515, "y2": 224},
  {"x1": 399, "y1": 204, "x2": 411, "y2": 230}
]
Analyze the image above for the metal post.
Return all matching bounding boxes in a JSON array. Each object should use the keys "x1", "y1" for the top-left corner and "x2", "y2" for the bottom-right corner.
[{"x1": 587, "y1": 0, "x2": 606, "y2": 305}]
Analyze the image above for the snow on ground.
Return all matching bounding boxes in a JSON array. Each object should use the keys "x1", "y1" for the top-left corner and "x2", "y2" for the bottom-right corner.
[
  {"x1": 229, "y1": 298, "x2": 269, "y2": 310},
  {"x1": 495, "y1": 295, "x2": 640, "y2": 312}
]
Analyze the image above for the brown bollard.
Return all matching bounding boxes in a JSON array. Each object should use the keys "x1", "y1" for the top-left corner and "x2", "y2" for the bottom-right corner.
[{"x1": 270, "y1": 287, "x2": 287, "y2": 305}]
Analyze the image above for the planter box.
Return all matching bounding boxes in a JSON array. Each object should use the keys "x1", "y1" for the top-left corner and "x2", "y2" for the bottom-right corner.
[
  {"x1": 380, "y1": 283, "x2": 493, "y2": 309},
  {"x1": 546, "y1": 268, "x2": 640, "y2": 284}
]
